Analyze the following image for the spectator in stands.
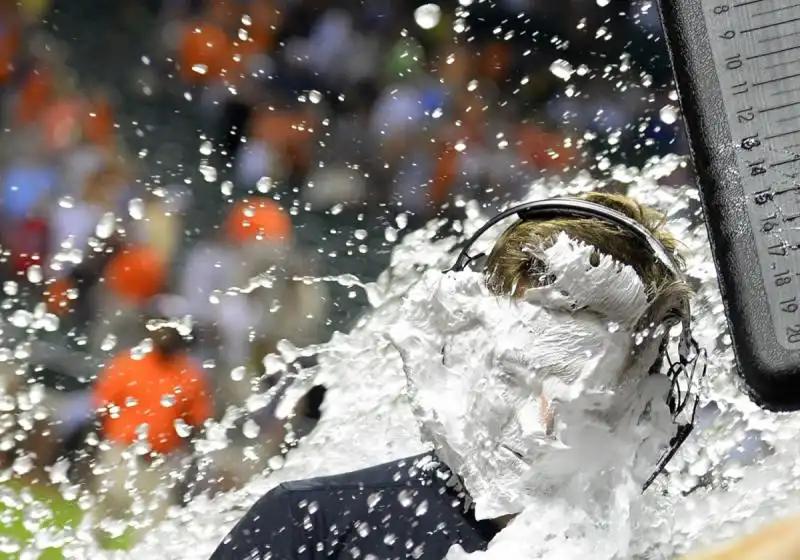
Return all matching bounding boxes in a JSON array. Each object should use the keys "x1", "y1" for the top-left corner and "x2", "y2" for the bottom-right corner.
[
  {"x1": 217, "y1": 198, "x2": 294, "y2": 396},
  {"x1": 89, "y1": 187, "x2": 184, "y2": 354},
  {"x1": 47, "y1": 161, "x2": 127, "y2": 281},
  {"x1": 0, "y1": 128, "x2": 58, "y2": 279},
  {"x1": 92, "y1": 324, "x2": 212, "y2": 539},
  {"x1": 91, "y1": 241, "x2": 168, "y2": 354},
  {"x1": 0, "y1": 1, "x2": 21, "y2": 88}
]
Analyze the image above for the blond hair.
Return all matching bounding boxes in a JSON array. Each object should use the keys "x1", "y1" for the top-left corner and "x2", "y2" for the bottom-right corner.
[{"x1": 485, "y1": 192, "x2": 691, "y2": 332}]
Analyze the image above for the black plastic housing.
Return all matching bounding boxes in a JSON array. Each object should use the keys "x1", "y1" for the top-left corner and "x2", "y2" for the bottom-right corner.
[{"x1": 659, "y1": 0, "x2": 800, "y2": 411}]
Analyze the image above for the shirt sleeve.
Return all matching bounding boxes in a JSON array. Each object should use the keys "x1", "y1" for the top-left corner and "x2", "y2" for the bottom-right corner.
[{"x1": 209, "y1": 484, "x2": 303, "y2": 560}]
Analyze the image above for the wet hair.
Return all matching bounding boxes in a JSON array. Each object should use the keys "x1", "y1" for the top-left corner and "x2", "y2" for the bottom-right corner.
[{"x1": 484, "y1": 192, "x2": 692, "y2": 331}]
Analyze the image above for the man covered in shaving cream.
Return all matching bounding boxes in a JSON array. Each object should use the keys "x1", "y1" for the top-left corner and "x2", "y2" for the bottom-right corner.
[{"x1": 210, "y1": 192, "x2": 695, "y2": 560}]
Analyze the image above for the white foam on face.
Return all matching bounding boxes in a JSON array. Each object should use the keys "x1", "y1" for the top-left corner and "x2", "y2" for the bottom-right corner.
[
  {"x1": 46, "y1": 156, "x2": 800, "y2": 558},
  {"x1": 389, "y1": 234, "x2": 675, "y2": 527}
]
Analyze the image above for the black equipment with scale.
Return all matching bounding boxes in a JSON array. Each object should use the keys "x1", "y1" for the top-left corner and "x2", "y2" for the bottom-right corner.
[{"x1": 659, "y1": 0, "x2": 800, "y2": 410}]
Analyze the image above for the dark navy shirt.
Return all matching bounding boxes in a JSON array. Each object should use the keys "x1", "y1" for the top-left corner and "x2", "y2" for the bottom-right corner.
[{"x1": 210, "y1": 454, "x2": 499, "y2": 559}]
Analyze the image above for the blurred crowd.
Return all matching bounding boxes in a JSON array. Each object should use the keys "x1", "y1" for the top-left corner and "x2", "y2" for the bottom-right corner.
[{"x1": 0, "y1": 0, "x2": 694, "y2": 544}]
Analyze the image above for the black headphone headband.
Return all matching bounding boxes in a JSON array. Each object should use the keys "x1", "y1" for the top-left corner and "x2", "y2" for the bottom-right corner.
[{"x1": 450, "y1": 198, "x2": 685, "y2": 284}]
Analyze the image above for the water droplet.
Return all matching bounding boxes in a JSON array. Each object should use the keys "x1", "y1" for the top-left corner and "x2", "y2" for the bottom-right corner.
[
  {"x1": 174, "y1": 418, "x2": 192, "y2": 438},
  {"x1": 308, "y1": 501, "x2": 319, "y2": 514},
  {"x1": 256, "y1": 176, "x2": 273, "y2": 193},
  {"x1": 200, "y1": 164, "x2": 218, "y2": 183},
  {"x1": 414, "y1": 4, "x2": 441, "y2": 30},
  {"x1": 396, "y1": 214, "x2": 408, "y2": 230},
  {"x1": 398, "y1": 489, "x2": 414, "y2": 507},
  {"x1": 659, "y1": 104, "x2": 679, "y2": 125},
  {"x1": 241, "y1": 14, "x2": 252, "y2": 26},
  {"x1": 133, "y1": 439, "x2": 152, "y2": 456},
  {"x1": 356, "y1": 521, "x2": 371, "y2": 537},
  {"x1": 549, "y1": 59, "x2": 575, "y2": 81},
  {"x1": 26, "y1": 265, "x2": 42, "y2": 284},
  {"x1": 192, "y1": 64, "x2": 208, "y2": 75},
  {"x1": 95, "y1": 212, "x2": 116, "y2": 239},
  {"x1": 125, "y1": 396, "x2": 139, "y2": 408},
  {"x1": 383, "y1": 533, "x2": 397, "y2": 546},
  {"x1": 367, "y1": 492, "x2": 383, "y2": 509},
  {"x1": 309, "y1": 90, "x2": 322, "y2": 104},
  {"x1": 161, "y1": 394, "x2": 176, "y2": 408},
  {"x1": 13, "y1": 455, "x2": 33, "y2": 475},
  {"x1": 9, "y1": 310, "x2": 32, "y2": 328},
  {"x1": 100, "y1": 334, "x2": 118, "y2": 352},
  {"x1": 243, "y1": 419, "x2": 260, "y2": 439},
  {"x1": 199, "y1": 141, "x2": 213, "y2": 156},
  {"x1": 50, "y1": 459, "x2": 70, "y2": 484},
  {"x1": 231, "y1": 366, "x2": 246, "y2": 381},
  {"x1": 385, "y1": 227, "x2": 398, "y2": 243},
  {"x1": 39, "y1": 313, "x2": 59, "y2": 332},
  {"x1": 128, "y1": 198, "x2": 145, "y2": 220},
  {"x1": 58, "y1": 196, "x2": 75, "y2": 209},
  {"x1": 3, "y1": 280, "x2": 18, "y2": 295},
  {"x1": 221, "y1": 181, "x2": 234, "y2": 196}
]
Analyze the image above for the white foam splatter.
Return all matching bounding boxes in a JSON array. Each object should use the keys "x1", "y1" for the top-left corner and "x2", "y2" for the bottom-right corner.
[{"x1": 45, "y1": 156, "x2": 800, "y2": 558}]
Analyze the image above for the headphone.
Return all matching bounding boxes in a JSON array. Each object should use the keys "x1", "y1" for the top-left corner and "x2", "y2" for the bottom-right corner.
[{"x1": 447, "y1": 197, "x2": 706, "y2": 491}]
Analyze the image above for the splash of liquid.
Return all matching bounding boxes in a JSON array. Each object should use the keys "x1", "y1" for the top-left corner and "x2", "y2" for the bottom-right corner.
[{"x1": 28, "y1": 156, "x2": 800, "y2": 558}]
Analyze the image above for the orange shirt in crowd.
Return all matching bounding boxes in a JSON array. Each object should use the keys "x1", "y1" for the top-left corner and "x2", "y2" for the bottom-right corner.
[
  {"x1": 178, "y1": 21, "x2": 232, "y2": 85},
  {"x1": 480, "y1": 41, "x2": 511, "y2": 82},
  {"x1": 41, "y1": 96, "x2": 83, "y2": 151},
  {"x1": 226, "y1": 197, "x2": 292, "y2": 244},
  {"x1": 233, "y1": 0, "x2": 279, "y2": 60},
  {"x1": 83, "y1": 95, "x2": 115, "y2": 146},
  {"x1": 0, "y1": 23, "x2": 19, "y2": 84},
  {"x1": 248, "y1": 106, "x2": 315, "y2": 171},
  {"x1": 103, "y1": 244, "x2": 168, "y2": 306},
  {"x1": 517, "y1": 126, "x2": 579, "y2": 173},
  {"x1": 93, "y1": 350, "x2": 212, "y2": 455},
  {"x1": 16, "y1": 68, "x2": 54, "y2": 124}
]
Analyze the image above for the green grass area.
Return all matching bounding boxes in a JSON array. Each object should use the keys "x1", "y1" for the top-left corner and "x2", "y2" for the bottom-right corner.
[
  {"x1": 0, "y1": 479, "x2": 83, "y2": 559},
  {"x1": 0, "y1": 480, "x2": 134, "y2": 559}
]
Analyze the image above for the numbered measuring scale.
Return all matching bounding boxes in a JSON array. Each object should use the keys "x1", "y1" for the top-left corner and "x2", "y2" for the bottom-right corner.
[{"x1": 660, "y1": 0, "x2": 800, "y2": 410}]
